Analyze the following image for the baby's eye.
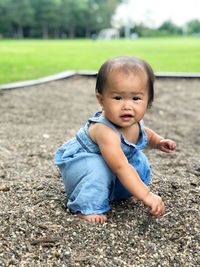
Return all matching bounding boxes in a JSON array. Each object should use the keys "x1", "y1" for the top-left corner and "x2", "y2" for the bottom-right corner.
[
  {"x1": 113, "y1": 96, "x2": 122, "y2": 100},
  {"x1": 132, "y1": 96, "x2": 141, "y2": 101}
]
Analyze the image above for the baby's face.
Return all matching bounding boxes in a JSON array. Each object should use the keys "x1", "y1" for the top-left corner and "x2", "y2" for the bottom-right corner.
[{"x1": 96, "y1": 68, "x2": 149, "y2": 129}]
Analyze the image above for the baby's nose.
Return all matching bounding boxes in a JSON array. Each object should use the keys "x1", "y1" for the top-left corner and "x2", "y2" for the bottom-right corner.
[{"x1": 122, "y1": 100, "x2": 132, "y2": 109}]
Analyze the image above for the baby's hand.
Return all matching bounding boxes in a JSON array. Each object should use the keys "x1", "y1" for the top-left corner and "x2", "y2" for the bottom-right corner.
[
  {"x1": 142, "y1": 192, "x2": 165, "y2": 216},
  {"x1": 157, "y1": 139, "x2": 176, "y2": 153}
]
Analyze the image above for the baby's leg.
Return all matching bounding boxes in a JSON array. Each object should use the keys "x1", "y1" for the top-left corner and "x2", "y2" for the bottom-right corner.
[
  {"x1": 130, "y1": 151, "x2": 151, "y2": 185},
  {"x1": 60, "y1": 154, "x2": 115, "y2": 223}
]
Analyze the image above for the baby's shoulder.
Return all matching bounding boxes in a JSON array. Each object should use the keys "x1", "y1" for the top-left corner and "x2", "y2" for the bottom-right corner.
[
  {"x1": 88, "y1": 122, "x2": 118, "y2": 144},
  {"x1": 89, "y1": 121, "x2": 114, "y2": 132}
]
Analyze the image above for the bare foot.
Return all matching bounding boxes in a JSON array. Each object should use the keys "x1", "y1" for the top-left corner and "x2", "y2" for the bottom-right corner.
[{"x1": 78, "y1": 214, "x2": 108, "y2": 224}]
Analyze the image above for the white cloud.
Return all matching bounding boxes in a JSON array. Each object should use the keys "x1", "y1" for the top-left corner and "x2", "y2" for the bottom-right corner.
[{"x1": 113, "y1": 0, "x2": 200, "y2": 28}]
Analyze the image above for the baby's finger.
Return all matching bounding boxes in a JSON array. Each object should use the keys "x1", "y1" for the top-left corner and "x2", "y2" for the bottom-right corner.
[
  {"x1": 167, "y1": 140, "x2": 176, "y2": 151},
  {"x1": 150, "y1": 205, "x2": 159, "y2": 216},
  {"x1": 151, "y1": 203, "x2": 165, "y2": 216}
]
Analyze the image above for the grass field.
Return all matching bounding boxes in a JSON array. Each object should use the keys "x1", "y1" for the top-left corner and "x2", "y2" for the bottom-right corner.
[{"x1": 0, "y1": 37, "x2": 200, "y2": 84}]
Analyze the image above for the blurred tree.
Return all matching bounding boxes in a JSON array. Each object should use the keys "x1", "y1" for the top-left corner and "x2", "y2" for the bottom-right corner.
[
  {"x1": 32, "y1": 0, "x2": 60, "y2": 38},
  {"x1": 0, "y1": 0, "x2": 122, "y2": 38},
  {"x1": 0, "y1": 0, "x2": 12, "y2": 37},
  {"x1": 97, "y1": 0, "x2": 121, "y2": 29},
  {"x1": 158, "y1": 20, "x2": 182, "y2": 36},
  {"x1": 132, "y1": 23, "x2": 152, "y2": 37},
  {"x1": 77, "y1": 0, "x2": 104, "y2": 38},
  {"x1": 59, "y1": 0, "x2": 86, "y2": 38},
  {"x1": 186, "y1": 19, "x2": 200, "y2": 34},
  {"x1": 0, "y1": 0, "x2": 34, "y2": 38},
  {"x1": 59, "y1": 0, "x2": 121, "y2": 38}
]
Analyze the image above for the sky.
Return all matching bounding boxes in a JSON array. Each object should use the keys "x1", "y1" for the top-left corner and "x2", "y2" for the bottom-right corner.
[{"x1": 113, "y1": 0, "x2": 200, "y2": 28}]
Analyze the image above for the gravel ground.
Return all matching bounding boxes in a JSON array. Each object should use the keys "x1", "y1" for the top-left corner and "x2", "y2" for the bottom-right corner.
[{"x1": 0, "y1": 76, "x2": 200, "y2": 267}]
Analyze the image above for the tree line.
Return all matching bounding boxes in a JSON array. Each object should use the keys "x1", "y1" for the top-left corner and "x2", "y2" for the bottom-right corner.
[
  {"x1": 0, "y1": 0, "x2": 199, "y2": 39},
  {"x1": 131, "y1": 19, "x2": 200, "y2": 38},
  {"x1": 0, "y1": 0, "x2": 121, "y2": 38}
]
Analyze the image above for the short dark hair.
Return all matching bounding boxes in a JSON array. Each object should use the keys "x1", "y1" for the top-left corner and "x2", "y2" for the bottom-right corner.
[{"x1": 95, "y1": 56, "x2": 155, "y2": 108}]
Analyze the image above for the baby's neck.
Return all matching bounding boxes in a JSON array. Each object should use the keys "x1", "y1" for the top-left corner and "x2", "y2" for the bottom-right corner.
[{"x1": 117, "y1": 123, "x2": 140, "y2": 144}]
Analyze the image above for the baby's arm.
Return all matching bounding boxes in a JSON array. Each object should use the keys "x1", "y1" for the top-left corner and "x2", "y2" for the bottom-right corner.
[
  {"x1": 89, "y1": 124, "x2": 165, "y2": 216},
  {"x1": 145, "y1": 127, "x2": 176, "y2": 153}
]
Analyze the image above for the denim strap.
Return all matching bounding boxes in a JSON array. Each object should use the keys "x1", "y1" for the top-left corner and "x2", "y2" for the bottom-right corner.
[{"x1": 75, "y1": 134, "x2": 92, "y2": 153}]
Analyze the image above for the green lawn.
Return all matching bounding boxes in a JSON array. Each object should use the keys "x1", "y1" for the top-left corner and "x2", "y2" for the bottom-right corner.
[{"x1": 0, "y1": 37, "x2": 200, "y2": 84}]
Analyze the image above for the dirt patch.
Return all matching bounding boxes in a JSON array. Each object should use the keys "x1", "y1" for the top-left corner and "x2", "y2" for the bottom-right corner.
[{"x1": 0, "y1": 76, "x2": 200, "y2": 266}]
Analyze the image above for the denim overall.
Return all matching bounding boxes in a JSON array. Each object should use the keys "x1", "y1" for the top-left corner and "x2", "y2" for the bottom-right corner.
[{"x1": 54, "y1": 112, "x2": 151, "y2": 215}]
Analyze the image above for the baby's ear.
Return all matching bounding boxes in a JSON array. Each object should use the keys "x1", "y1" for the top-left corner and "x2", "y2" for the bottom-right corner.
[{"x1": 96, "y1": 93, "x2": 104, "y2": 106}]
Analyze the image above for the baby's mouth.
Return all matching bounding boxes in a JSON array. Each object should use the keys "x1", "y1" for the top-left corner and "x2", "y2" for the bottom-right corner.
[{"x1": 120, "y1": 114, "x2": 133, "y2": 120}]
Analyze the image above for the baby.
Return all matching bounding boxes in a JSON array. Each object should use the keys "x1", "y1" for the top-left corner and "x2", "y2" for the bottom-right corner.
[{"x1": 54, "y1": 56, "x2": 176, "y2": 223}]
